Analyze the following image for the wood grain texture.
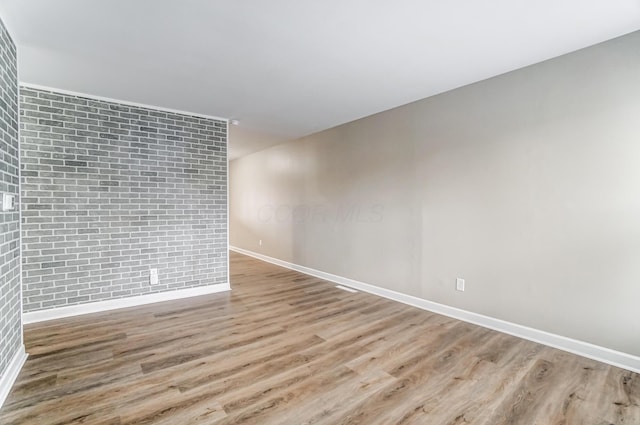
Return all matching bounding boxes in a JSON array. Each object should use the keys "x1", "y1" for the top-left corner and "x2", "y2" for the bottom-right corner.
[{"x1": 1, "y1": 251, "x2": 638, "y2": 424}]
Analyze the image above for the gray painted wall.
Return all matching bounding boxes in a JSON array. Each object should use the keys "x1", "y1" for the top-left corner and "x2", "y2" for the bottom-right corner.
[
  {"x1": 20, "y1": 87, "x2": 228, "y2": 313},
  {"x1": 230, "y1": 31, "x2": 640, "y2": 357},
  {"x1": 0, "y1": 17, "x2": 21, "y2": 380}
]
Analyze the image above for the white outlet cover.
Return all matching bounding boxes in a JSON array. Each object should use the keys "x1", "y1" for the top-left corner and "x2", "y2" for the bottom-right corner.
[
  {"x1": 150, "y1": 268, "x2": 159, "y2": 285},
  {"x1": 456, "y1": 278, "x2": 465, "y2": 292},
  {"x1": 2, "y1": 193, "x2": 15, "y2": 211}
]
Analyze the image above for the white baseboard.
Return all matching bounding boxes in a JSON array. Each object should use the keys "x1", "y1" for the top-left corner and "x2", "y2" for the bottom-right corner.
[
  {"x1": 230, "y1": 246, "x2": 640, "y2": 374},
  {"x1": 0, "y1": 345, "x2": 27, "y2": 409},
  {"x1": 23, "y1": 283, "x2": 231, "y2": 324}
]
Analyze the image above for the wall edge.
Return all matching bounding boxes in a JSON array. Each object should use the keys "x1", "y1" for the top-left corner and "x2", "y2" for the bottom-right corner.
[
  {"x1": 19, "y1": 82, "x2": 229, "y2": 123},
  {"x1": 23, "y1": 283, "x2": 230, "y2": 325},
  {"x1": 0, "y1": 345, "x2": 27, "y2": 409},
  {"x1": 230, "y1": 245, "x2": 640, "y2": 374}
]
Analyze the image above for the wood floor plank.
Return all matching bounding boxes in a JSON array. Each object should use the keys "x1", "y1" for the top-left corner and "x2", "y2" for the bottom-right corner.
[{"x1": 0, "y1": 251, "x2": 638, "y2": 424}]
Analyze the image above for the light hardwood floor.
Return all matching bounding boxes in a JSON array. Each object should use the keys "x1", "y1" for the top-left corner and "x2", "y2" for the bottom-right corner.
[{"x1": 1, "y1": 251, "x2": 639, "y2": 424}]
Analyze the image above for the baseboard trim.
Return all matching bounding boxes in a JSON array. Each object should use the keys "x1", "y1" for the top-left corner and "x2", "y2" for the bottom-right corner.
[
  {"x1": 0, "y1": 345, "x2": 27, "y2": 409},
  {"x1": 230, "y1": 246, "x2": 640, "y2": 374},
  {"x1": 23, "y1": 283, "x2": 231, "y2": 324}
]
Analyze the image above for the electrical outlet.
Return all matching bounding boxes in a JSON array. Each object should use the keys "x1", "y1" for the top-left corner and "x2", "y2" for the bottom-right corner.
[
  {"x1": 456, "y1": 278, "x2": 465, "y2": 292},
  {"x1": 259, "y1": 239, "x2": 262, "y2": 246},
  {"x1": 1, "y1": 193, "x2": 15, "y2": 211},
  {"x1": 150, "y1": 268, "x2": 158, "y2": 285}
]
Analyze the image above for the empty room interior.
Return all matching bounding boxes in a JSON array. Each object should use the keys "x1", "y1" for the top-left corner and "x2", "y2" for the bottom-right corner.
[{"x1": 0, "y1": 1, "x2": 640, "y2": 424}]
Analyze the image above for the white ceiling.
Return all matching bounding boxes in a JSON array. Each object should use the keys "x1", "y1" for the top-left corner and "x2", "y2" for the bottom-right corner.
[
  {"x1": 1, "y1": 1, "x2": 639, "y2": 153},
  {"x1": 228, "y1": 125, "x2": 288, "y2": 161}
]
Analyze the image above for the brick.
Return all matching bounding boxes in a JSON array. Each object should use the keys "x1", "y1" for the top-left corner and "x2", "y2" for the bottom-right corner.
[
  {"x1": 0, "y1": 18, "x2": 21, "y2": 380},
  {"x1": 20, "y1": 85, "x2": 228, "y2": 315}
]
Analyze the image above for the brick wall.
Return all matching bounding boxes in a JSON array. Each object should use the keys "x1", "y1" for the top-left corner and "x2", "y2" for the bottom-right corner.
[
  {"x1": 20, "y1": 87, "x2": 228, "y2": 313},
  {"x1": 0, "y1": 17, "x2": 22, "y2": 380}
]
